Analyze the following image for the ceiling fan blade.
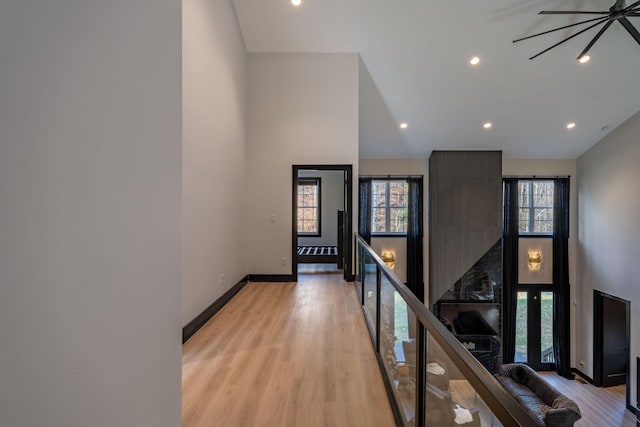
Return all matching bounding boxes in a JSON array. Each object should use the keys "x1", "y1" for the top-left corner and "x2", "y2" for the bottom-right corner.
[
  {"x1": 577, "y1": 20, "x2": 613, "y2": 59},
  {"x1": 529, "y1": 20, "x2": 608, "y2": 59},
  {"x1": 539, "y1": 10, "x2": 609, "y2": 14},
  {"x1": 618, "y1": 16, "x2": 640, "y2": 44},
  {"x1": 624, "y1": 0, "x2": 640, "y2": 11},
  {"x1": 513, "y1": 16, "x2": 609, "y2": 43}
]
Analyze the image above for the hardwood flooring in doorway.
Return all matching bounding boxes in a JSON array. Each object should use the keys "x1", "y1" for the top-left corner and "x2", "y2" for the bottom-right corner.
[
  {"x1": 297, "y1": 263, "x2": 341, "y2": 274},
  {"x1": 182, "y1": 274, "x2": 395, "y2": 427}
]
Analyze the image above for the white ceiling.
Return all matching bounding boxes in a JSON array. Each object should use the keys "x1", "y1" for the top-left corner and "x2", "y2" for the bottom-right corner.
[{"x1": 232, "y1": 0, "x2": 640, "y2": 159}]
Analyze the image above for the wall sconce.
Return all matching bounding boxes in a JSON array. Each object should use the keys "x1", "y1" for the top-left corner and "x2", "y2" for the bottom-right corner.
[
  {"x1": 528, "y1": 250, "x2": 542, "y2": 271},
  {"x1": 381, "y1": 250, "x2": 395, "y2": 269}
]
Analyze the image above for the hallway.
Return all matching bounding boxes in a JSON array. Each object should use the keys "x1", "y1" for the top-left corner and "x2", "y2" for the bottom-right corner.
[{"x1": 182, "y1": 273, "x2": 395, "y2": 426}]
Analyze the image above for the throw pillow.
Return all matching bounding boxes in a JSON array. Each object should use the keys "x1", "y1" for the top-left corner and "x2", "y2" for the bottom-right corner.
[{"x1": 512, "y1": 365, "x2": 529, "y2": 384}]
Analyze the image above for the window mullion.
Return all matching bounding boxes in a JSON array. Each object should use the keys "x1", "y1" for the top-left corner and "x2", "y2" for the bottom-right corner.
[
  {"x1": 385, "y1": 181, "x2": 391, "y2": 232},
  {"x1": 529, "y1": 182, "x2": 534, "y2": 233}
]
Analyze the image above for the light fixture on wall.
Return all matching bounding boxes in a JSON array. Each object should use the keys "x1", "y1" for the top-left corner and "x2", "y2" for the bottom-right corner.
[
  {"x1": 381, "y1": 250, "x2": 395, "y2": 269},
  {"x1": 528, "y1": 250, "x2": 542, "y2": 271}
]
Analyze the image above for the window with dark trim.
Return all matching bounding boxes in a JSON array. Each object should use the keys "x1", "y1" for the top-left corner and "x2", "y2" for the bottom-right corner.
[
  {"x1": 518, "y1": 180, "x2": 554, "y2": 235},
  {"x1": 371, "y1": 179, "x2": 408, "y2": 235},
  {"x1": 297, "y1": 178, "x2": 321, "y2": 236}
]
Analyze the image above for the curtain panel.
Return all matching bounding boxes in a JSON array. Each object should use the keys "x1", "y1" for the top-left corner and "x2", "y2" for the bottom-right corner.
[
  {"x1": 552, "y1": 178, "x2": 572, "y2": 378},
  {"x1": 358, "y1": 178, "x2": 372, "y2": 244},
  {"x1": 502, "y1": 178, "x2": 519, "y2": 364},
  {"x1": 406, "y1": 177, "x2": 424, "y2": 301}
]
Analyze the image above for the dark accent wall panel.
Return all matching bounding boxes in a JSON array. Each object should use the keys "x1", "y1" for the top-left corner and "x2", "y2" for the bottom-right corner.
[{"x1": 429, "y1": 151, "x2": 502, "y2": 303}]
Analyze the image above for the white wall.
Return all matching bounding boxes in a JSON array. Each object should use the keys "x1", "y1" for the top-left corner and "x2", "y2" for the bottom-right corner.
[
  {"x1": 247, "y1": 53, "x2": 359, "y2": 275},
  {"x1": 0, "y1": 2, "x2": 181, "y2": 426},
  {"x1": 518, "y1": 238, "x2": 553, "y2": 284},
  {"x1": 182, "y1": 0, "x2": 248, "y2": 325},
  {"x1": 298, "y1": 170, "x2": 343, "y2": 247},
  {"x1": 503, "y1": 158, "x2": 579, "y2": 367},
  {"x1": 577, "y1": 111, "x2": 640, "y2": 407},
  {"x1": 370, "y1": 237, "x2": 408, "y2": 282},
  {"x1": 359, "y1": 159, "x2": 429, "y2": 296},
  {"x1": 359, "y1": 58, "x2": 415, "y2": 158}
]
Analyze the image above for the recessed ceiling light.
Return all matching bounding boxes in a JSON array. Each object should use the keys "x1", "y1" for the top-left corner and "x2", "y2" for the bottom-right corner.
[
  {"x1": 578, "y1": 55, "x2": 590, "y2": 64},
  {"x1": 400, "y1": 122, "x2": 408, "y2": 129},
  {"x1": 470, "y1": 56, "x2": 480, "y2": 65},
  {"x1": 483, "y1": 122, "x2": 492, "y2": 129},
  {"x1": 291, "y1": 0, "x2": 301, "y2": 5},
  {"x1": 566, "y1": 122, "x2": 576, "y2": 129}
]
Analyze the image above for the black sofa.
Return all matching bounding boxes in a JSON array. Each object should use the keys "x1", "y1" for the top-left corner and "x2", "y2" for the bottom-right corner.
[{"x1": 495, "y1": 364, "x2": 581, "y2": 426}]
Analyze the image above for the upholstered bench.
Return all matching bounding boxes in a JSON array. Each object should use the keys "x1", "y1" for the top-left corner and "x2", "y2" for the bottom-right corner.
[{"x1": 495, "y1": 364, "x2": 581, "y2": 427}]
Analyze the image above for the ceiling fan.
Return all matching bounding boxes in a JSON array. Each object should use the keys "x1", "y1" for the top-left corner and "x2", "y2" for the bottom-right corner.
[{"x1": 514, "y1": 0, "x2": 640, "y2": 60}]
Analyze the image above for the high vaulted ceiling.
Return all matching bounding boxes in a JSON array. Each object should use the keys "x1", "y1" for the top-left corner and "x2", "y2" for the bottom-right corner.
[{"x1": 232, "y1": 0, "x2": 640, "y2": 159}]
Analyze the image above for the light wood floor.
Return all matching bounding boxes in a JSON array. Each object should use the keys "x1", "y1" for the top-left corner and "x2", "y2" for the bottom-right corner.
[
  {"x1": 182, "y1": 271, "x2": 637, "y2": 427},
  {"x1": 182, "y1": 273, "x2": 396, "y2": 427},
  {"x1": 539, "y1": 372, "x2": 636, "y2": 427}
]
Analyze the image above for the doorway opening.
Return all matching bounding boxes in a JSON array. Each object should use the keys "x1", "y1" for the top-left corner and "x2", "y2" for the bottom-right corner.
[
  {"x1": 514, "y1": 286, "x2": 555, "y2": 370},
  {"x1": 594, "y1": 290, "x2": 630, "y2": 408},
  {"x1": 292, "y1": 165, "x2": 353, "y2": 282}
]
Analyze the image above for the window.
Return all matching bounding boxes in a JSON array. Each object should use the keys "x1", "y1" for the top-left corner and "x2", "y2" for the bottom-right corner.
[
  {"x1": 371, "y1": 180, "x2": 408, "y2": 235},
  {"x1": 518, "y1": 180, "x2": 554, "y2": 234},
  {"x1": 297, "y1": 178, "x2": 320, "y2": 236}
]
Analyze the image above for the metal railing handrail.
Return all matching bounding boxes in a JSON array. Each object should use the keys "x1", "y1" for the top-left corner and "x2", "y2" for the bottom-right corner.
[{"x1": 356, "y1": 234, "x2": 538, "y2": 427}]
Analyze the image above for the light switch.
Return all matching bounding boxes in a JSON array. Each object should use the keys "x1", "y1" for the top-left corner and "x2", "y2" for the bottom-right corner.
[{"x1": 270, "y1": 214, "x2": 276, "y2": 223}]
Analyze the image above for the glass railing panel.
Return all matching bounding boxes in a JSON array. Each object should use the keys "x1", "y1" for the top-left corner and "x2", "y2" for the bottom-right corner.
[
  {"x1": 379, "y1": 275, "x2": 417, "y2": 426},
  {"x1": 355, "y1": 235, "x2": 537, "y2": 427},
  {"x1": 425, "y1": 329, "x2": 504, "y2": 427},
  {"x1": 363, "y1": 250, "x2": 377, "y2": 340},
  {"x1": 355, "y1": 243, "x2": 363, "y2": 301}
]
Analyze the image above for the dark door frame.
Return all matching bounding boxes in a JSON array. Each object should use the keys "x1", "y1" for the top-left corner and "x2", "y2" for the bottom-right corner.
[
  {"x1": 292, "y1": 164, "x2": 353, "y2": 282},
  {"x1": 516, "y1": 284, "x2": 556, "y2": 371},
  {"x1": 593, "y1": 290, "x2": 631, "y2": 409}
]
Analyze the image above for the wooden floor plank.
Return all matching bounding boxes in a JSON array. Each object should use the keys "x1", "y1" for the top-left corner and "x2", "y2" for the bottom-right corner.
[
  {"x1": 539, "y1": 372, "x2": 636, "y2": 427},
  {"x1": 182, "y1": 274, "x2": 396, "y2": 427}
]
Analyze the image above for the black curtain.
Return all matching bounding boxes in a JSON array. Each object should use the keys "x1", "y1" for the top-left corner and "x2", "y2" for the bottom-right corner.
[
  {"x1": 502, "y1": 179, "x2": 519, "y2": 364},
  {"x1": 553, "y1": 178, "x2": 572, "y2": 378},
  {"x1": 406, "y1": 177, "x2": 424, "y2": 301},
  {"x1": 358, "y1": 178, "x2": 372, "y2": 244}
]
